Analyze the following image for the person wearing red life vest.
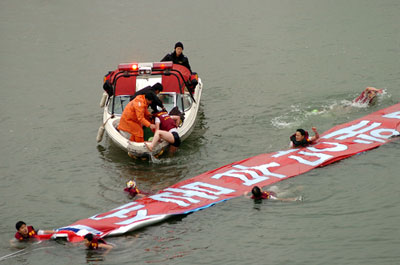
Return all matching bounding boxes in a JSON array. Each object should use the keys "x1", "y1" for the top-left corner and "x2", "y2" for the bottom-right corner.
[
  {"x1": 289, "y1": 127, "x2": 319, "y2": 148},
  {"x1": 144, "y1": 110, "x2": 181, "y2": 153},
  {"x1": 84, "y1": 233, "x2": 113, "y2": 254},
  {"x1": 13, "y1": 221, "x2": 54, "y2": 242},
  {"x1": 353, "y1": 87, "x2": 383, "y2": 105},
  {"x1": 124, "y1": 180, "x2": 141, "y2": 197},
  {"x1": 123, "y1": 180, "x2": 150, "y2": 198},
  {"x1": 118, "y1": 92, "x2": 156, "y2": 142},
  {"x1": 246, "y1": 186, "x2": 301, "y2": 202}
]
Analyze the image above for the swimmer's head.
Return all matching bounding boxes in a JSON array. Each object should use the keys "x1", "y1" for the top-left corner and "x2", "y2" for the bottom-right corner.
[
  {"x1": 126, "y1": 180, "x2": 136, "y2": 189},
  {"x1": 15, "y1": 221, "x2": 28, "y2": 235},
  {"x1": 15, "y1": 221, "x2": 26, "y2": 231},
  {"x1": 84, "y1": 233, "x2": 94, "y2": 242},
  {"x1": 251, "y1": 186, "x2": 262, "y2": 198},
  {"x1": 295, "y1": 129, "x2": 306, "y2": 141},
  {"x1": 84, "y1": 233, "x2": 93, "y2": 247}
]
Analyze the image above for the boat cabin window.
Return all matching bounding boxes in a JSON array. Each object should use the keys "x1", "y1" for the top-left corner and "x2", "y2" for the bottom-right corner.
[
  {"x1": 177, "y1": 94, "x2": 193, "y2": 112},
  {"x1": 158, "y1": 93, "x2": 175, "y2": 113},
  {"x1": 108, "y1": 95, "x2": 131, "y2": 115},
  {"x1": 109, "y1": 93, "x2": 193, "y2": 115},
  {"x1": 159, "y1": 93, "x2": 193, "y2": 113}
]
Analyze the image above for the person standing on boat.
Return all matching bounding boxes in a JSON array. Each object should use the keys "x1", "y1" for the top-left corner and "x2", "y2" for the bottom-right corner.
[
  {"x1": 161, "y1": 42, "x2": 192, "y2": 73},
  {"x1": 145, "y1": 109, "x2": 181, "y2": 153},
  {"x1": 118, "y1": 92, "x2": 156, "y2": 142},
  {"x1": 130, "y1": 83, "x2": 165, "y2": 112},
  {"x1": 289, "y1": 127, "x2": 319, "y2": 148}
]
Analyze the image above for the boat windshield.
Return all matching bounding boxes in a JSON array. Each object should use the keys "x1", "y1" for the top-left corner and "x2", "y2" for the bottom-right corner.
[
  {"x1": 108, "y1": 92, "x2": 193, "y2": 115},
  {"x1": 177, "y1": 93, "x2": 194, "y2": 112},
  {"x1": 160, "y1": 93, "x2": 193, "y2": 113},
  {"x1": 108, "y1": 95, "x2": 131, "y2": 115},
  {"x1": 159, "y1": 93, "x2": 175, "y2": 112}
]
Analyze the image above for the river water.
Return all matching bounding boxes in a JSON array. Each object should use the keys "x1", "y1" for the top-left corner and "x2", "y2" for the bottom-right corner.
[{"x1": 1, "y1": 0, "x2": 399, "y2": 264}]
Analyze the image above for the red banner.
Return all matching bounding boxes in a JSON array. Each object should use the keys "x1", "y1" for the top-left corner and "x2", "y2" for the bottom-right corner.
[{"x1": 55, "y1": 103, "x2": 400, "y2": 242}]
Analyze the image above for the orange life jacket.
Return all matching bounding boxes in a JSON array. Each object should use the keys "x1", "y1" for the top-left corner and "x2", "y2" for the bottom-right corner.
[{"x1": 118, "y1": 95, "x2": 152, "y2": 140}]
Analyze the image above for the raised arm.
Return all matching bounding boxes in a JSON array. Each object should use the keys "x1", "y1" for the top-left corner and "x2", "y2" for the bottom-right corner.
[{"x1": 310, "y1": 127, "x2": 319, "y2": 142}]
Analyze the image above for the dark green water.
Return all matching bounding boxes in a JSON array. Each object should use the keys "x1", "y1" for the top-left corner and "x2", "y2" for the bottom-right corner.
[{"x1": 1, "y1": 0, "x2": 399, "y2": 264}]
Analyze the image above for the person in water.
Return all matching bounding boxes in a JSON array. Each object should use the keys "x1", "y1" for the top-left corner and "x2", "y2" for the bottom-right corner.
[
  {"x1": 130, "y1": 83, "x2": 165, "y2": 112},
  {"x1": 290, "y1": 127, "x2": 319, "y2": 148},
  {"x1": 353, "y1": 86, "x2": 383, "y2": 105},
  {"x1": 247, "y1": 186, "x2": 301, "y2": 202},
  {"x1": 13, "y1": 221, "x2": 55, "y2": 242},
  {"x1": 84, "y1": 233, "x2": 113, "y2": 254},
  {"x1": 145, "y1": 109, "x2": 181, "y2": 154},
  {"x1": 118, "y1": 91, "x2": 156, "y2": 142},
  {"x1": 161, "y1": 42, "x2": 192, "y2": 73},
  {"x1": 123, "y1": 180, "x2": 149, "y2": 198}
]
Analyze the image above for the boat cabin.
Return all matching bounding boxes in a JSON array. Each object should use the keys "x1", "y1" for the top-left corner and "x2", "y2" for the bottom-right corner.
[{"x1": 104, "y1": 61, "x2": 197, "y2": 115}]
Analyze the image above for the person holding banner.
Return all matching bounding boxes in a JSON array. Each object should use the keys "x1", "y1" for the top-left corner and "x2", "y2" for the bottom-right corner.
[
  {"x1": 289, "y1": 127, "x2": 319, "y2": 148},
  {"x1": 13, "y1": 221, "x2": 55, "y2": 242},
  {"x1": 84, "y1": 233, "x2": 113, "y2": 254}
]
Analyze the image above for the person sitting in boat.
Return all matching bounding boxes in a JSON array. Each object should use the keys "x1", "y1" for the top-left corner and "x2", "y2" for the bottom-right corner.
[
  {"x1": 145, "y1": 109, "x2": 181, "y2": 153},
  {"x1": 83, "y1": 233, "x2": 113, "y2": 254},
  {"x1": 118, "y1": 92, "x2": 156, "y2": 142},
  {"x1": 130, "y1": 83, "x2": 165, "y2": 112},
  {"x1": 161, "y1": 42, "x2": 192, "y2": 73},
  {"x1": 353, "y1": 86, "x2": 383, "y2": 105},
  {"x1": 13, "y1": 221, "x2": 55, "y2": 242},
  {"x1": 289, "y1": 127, "x2": 319, "y2": 148},
  {"x1": 246, "y1": 186, "x2": 301, "y2": 202}
]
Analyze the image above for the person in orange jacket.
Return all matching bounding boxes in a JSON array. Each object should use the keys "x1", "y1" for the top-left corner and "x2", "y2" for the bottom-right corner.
[{"x1": 118, "y1": 92, "x2": 156, "y2": 142}]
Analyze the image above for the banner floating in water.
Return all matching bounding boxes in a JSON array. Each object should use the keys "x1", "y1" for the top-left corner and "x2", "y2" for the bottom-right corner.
[{"x1": 54, "y1": 103, "x2": 400, "y2": 242}]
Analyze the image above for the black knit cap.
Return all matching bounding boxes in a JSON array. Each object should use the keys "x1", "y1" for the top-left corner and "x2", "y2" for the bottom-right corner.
[{"x1": 174, "y1": 42, "x2": 184, "y2": 50}]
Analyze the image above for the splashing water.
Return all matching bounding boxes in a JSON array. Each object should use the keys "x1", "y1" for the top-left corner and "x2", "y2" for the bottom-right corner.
[
  {"x1": 149, "y1": 153, "x2": 161, "y2": 164},
  {"x1": 271, "y1": 90, "x2": 390, "y2": 129}
]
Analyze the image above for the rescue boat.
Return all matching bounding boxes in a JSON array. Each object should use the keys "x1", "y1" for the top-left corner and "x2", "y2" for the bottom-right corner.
[{"x1": 97, "y1": 61, "x2": 203, "y2": 158}]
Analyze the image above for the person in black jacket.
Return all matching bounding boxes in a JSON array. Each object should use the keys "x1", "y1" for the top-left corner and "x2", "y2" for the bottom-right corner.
[
  {"x1": 130, "y1": 83, "x2": 165, "y2": 112},
  {"x1": 161, "y1": 42, "x2": 192, "y2": 73}
]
